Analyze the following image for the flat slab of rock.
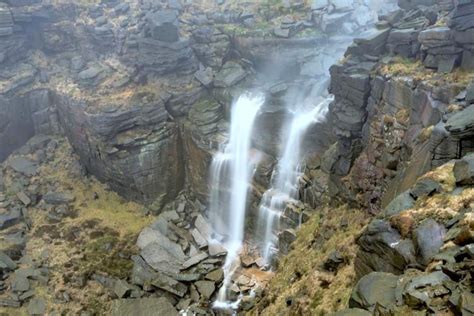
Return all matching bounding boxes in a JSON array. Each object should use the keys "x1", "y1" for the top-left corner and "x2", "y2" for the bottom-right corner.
[
  {"x1": 208, "y1": 242, "x2": 227, "y2": 257},
  {"x1": 213, "y1": 62, "x2": 247, "y2": 88},
  {"x1": 410, "y1": 178, "x2": 441, "y2": 199},
  {"x1": 205, "y1": 269, "x2": 223, "y2": 283},
  {"x1": 113, "y1": 279, "x2": 132, "y2": 298},
  {"x1": 0, "y1": 208, "x2": 22, "y2": 230},
  {"x1": 8, "y1": 157, "x2": 38, "y2": 176},
  {"x1": 446, "y1": 104, "x2": 474, "y2": 137},
  {"x1": 191, "y1": 228, "x2": 207, "y2": 249},
  {"x1": 414, "y1": 219, "x2": 446, "y2": 265},
  {"x1": 110, "y1": 297, "x2": 178, "y2": 316},
  {"x1": 146, "y1": 10, "x2": 179, "y2": 42},
  {"x1": 194, "y1": 280, "x2": 215, "y2": 300},
  {"x1": 140, "y1": 241, "x2": 186, "y2": 275},
  {"x1": 181, "y1": 252, "x2": 208, "y2": 270},
  {"x1": 349, "y1": 272, "x2": 399, "y2": 310},
  {"x1": 151, "y1": 273, "x2": 188, "y2": 297},
  {"x1": 0, "y1": 299, "x2": 20, "y2": 308},
  {"x1": 43, "y1": 192, "x2": 75, "y2": 205},
  {"x1": 194, "y1": 214, "x2": 212, "y2": 239},
  {"x1": 16, "y1": 191, "x2": 31, "y2": 206},
  {"x1": 0, "y1": 251, "x2": 17, "y2": 270},
  {"x1": 27, "y1": 297, "x2": 46, "y2": 315},
  {"x1": 12, "y1": 273, "x2": 30, "y2": 293}
]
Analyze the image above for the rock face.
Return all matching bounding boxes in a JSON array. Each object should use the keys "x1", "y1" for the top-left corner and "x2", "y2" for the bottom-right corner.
[
  {"x1": 0, "y1": 90, "x2": 58, "y2": 161},
  {"x1": 316, "y1": 0, "x2": 474, "y2": 212},
  {"x1": 56, "y1": 94, "x2": 184, "y2": 206},
  {"x1": 0, "y1": 0, "x2": 472, "y2": 314},
  {"x1": 349, "y1": 156, "x2": 474, "y2": 315}
]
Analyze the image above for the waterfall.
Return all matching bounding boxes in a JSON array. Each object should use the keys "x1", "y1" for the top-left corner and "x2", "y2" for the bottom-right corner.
[
  {"x1": 208, "y1": 93, "x2": 264, "y2": 308},
  {"x1": 257, "y1": 95, "x2": 332, "y2": 263},
  {"x1": 253, "y1": 0, "x2": 394, "y2": 262}
]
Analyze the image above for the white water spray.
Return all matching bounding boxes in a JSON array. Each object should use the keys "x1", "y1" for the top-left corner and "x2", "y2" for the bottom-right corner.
[
  {"x1": 257, "y1": 96, "x2": 332, "y2": 263},
  {"x1": 208, "y1": 93, "x2": 264, "y2": 308}
]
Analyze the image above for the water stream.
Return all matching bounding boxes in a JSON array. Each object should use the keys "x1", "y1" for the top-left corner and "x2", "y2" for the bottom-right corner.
[
  {"x1": 208, "y1": 93, "x2": 265, "y2": 308},
  {"x1": 208, "y1": 2, "x2": 398, "y2": 309},
  {"x1": 257, "y1": 94, "x2": 332, "y2": 263}
]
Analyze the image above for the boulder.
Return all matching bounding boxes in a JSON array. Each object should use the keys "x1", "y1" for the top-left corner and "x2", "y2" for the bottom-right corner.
[
  {"x1": 181, "y1": 252, "x2": 208, "y2": 269},
  {"x1": 278, "y1": 229, "x2": 296, "y2": 255},
  {"x1": 27, "y1": 297, "x2": 46, "y2": 315},
  {"x1": 8, "y1": 157, "x2": 37, "y2": 176},
  {"x1": 16, "y1": 191, "x2": 31, "y2": 206},
  {"x1": 193, "y1": 214, "x2": 212, "y2": 240},
  {"x1": 146, "y1": 10, "x2": 179, "y2": 42},
  {"x1": 355, "y1": 220, "x2": 416, "y2": 278},
  {"x1": 322, "y1": 250, "x2": 346, "y2": 272},
  {"x1": 151, "y1": 273, "x2": 187, "y2": 297},
  {"x1": 205, "y1": 269, "x2": 223, "y2": 283},
  {"x1": 398, "y1": 0, "x2": 435, "y2": 9},
  {"x1": 467, "y1": 82, "x2": 474, "y2": 104},
  {"x1": 402, "y1": 271, "x2": 450, "y2": 308},
  {"x1": 140, "y1": 240, "x2": 186, "y2": 275},
  {"x1": 321, "y1": 12, "x2": 351, "y2": 33},
  {"x1": 453, "y1": 153, "x2": 474, "y2": 185},
  {"x1": 213, "y1": 61, "x2": 247, "y2": 88},
  {"x1": 446, "y1": 105, "x2": 474, "y2": 138},
  {"x1": 131, "y1": 255, "x2": 156, "y2": 286},
  {"x1": 113, "y1": 279, "x2": 132, "y2": 298},
  {"x1": 449, "y1": 2, "x2": 474, "y2": 31},
  {"x1": 0, "y1": 207, "x2": 22, "y2": 230},
  {"x1": 414, "y1": 219, "x2": 446, "y2": 265},
  {"x1": 410, "y1": 178, "x2": 441, "y2": 199},
  {"x1": 12, "y1": 273, "x2": 30, "y2": 293},
  {"x1": 0, "y1": 251, "x2": 16, "y2": 270},
  {"x1": 194, "y1": 280, "x2": 215, "y2": 300},
  {"x1": 43, "y1": 192, "x2": 75, "y2": 205},
  {"x1": 349, "y1": 272, "x2": 399, "y2": 310},
  {"x1": 110, "y1": 297, "x2": 178, "y2": 316},
  {"x1": 194, "y1": 67, "x2": 213, "y2": 87},
  {"x1": 384, "y1": 191, "x2": 415, "y2": 217},
  {"x1": 419, "y1": 27, "x2": 452, "y2": 43},
  {"x1": 208, "y1": 243, "x2": 227, "y2": 257}
]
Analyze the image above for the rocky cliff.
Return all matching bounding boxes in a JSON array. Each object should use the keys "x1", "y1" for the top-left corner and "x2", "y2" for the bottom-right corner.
[
  {"x1": 253, "y1": 0, "x2": 474, "y2": 315},
  {"x1": 0, "y1": 0, "x2": 473, "y2": 315}
]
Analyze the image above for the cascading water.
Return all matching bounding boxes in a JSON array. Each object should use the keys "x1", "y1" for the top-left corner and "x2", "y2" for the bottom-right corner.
[
  {"x1": 206, "y1": 2, "x2": 399, "y2": 308},
  {"x1": 208, "y1": 93, "x2": 264, "y2": 308},
  {"x1": 253, "y1": 0, "x2": 399, "y2": 263},
  {"x1": 257, "y1": 94, "x2": 332, "y2": 263}
]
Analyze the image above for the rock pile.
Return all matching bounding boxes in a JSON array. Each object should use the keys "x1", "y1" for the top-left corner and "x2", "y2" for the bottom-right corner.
[
  {"x1": 117, "y1": 194, "x2": 269, "y2": 314},
  {"x1": 349, "y1": 160, "x2": 474, "y2": 315},
  {"x1": 0, "y1": 136, "x2": 77, "y2": 312},
  {"x1": 316, "y1": 0, "x2": 474, "y2": 212}
]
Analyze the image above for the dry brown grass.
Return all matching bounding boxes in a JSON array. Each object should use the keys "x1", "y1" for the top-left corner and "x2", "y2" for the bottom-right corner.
[
  {"x1": 251, "y1": 205, "x2": 371, "y2": 316},
  {"x1": 380, "y1": 56, "x2": 474, "y2": 87},
  {"x1": 0, "y1": 139, "x2": 153, "y2": 315}
]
